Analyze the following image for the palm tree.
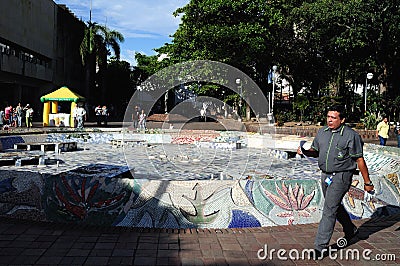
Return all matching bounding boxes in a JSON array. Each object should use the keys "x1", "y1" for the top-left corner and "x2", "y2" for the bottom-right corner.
[{"x1": 80, "y1": 22, "x2": 124, "y2": 104}]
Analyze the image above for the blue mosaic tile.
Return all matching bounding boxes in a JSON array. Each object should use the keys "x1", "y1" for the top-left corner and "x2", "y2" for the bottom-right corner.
[
  {"x1": 348, "y1": 212, "x2": 362, "y2": 220},
  {"x1": 244, "y1": 180, "x2": 255, "y2": 204},
  {"x1": 228, "y1": 209, "x2": 261, "y2": 228},
  {"x1": 0, "y1": 177, "x2": 16, "y2": 193}
]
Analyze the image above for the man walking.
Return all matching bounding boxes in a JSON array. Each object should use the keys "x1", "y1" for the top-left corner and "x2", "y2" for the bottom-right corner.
[
  {"x1": 298, "y1": 105, "x2": 374, "y2": 259},
  {"x1": 376, "y1": 116, "x2": 389, "y2": 146}
]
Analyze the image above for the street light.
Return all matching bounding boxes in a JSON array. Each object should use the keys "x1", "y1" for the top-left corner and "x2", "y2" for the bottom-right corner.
[
  {"x1": 271, "y1": 65, "x2": 278, "y2": 114},
  {"x1": 365, "y1": 73, "x2": 373, "y2": 114},
  {"x1": 235, "y1": 78, "x2": 242, "y2": 121},
  {"x1": 267, "y1": 65, "x2": 278, "y2": 124}
]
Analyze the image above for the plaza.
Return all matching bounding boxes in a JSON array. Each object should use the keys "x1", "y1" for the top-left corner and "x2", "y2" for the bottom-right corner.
[{"x1": 0, "y1": 121, "x2": 399, "y2": 264}]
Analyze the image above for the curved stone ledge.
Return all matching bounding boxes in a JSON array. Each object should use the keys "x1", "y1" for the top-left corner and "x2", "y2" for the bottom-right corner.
[{"x1": 0, "y1": 132, "x2": 399, "y2": 229}]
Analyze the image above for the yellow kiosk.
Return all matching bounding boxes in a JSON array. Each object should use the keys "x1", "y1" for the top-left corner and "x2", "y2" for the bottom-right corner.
[{"x1": 40, "y1": 86, "x2": 85, "y2": 127}]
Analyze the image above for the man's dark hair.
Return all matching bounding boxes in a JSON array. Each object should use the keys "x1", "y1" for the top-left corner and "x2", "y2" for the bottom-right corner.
[{"x1": 328, "y1": 105, "x2": 346, "y2": 119}]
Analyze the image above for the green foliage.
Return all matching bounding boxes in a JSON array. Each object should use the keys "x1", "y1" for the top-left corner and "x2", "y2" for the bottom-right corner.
[
  {"x1": 131, "y1": 0, "x2": 400, "y2": 122},
  {"x1": 361, "y1": 112, "x2": 379, "y2": 130},
  {"x1": 169, "y1": 0, "x2": 291, "y2": 91},
  {"x1": 293, "y1": 95, "x2": 309, "y2": 122},
  {"x1": 80, "y1": 23, "x2": 124, "y2": 66},
  {"x1": 80, "y1": 22, "x2": 125, "y2": 105},
  {"x1": 275, "y1": 110, "x2": 297, "y2": 125}
]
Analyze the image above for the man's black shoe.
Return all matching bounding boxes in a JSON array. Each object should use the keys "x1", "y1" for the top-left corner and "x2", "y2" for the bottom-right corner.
[
  {"x1": 344, "y1": 228, "x2": 359, "y2": 242},
  {"x1": 311, "y1": 249, "x2": 325, "y2": 260}
]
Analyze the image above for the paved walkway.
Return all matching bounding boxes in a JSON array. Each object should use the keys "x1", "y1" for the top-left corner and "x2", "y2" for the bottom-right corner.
[{"x1": 0, "y1": 213, "x2": 399, "y2": 265}]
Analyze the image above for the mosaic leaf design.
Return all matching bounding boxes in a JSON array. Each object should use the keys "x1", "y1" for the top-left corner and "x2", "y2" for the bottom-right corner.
[
  {"x1": 180, "y1": 183, "x2": 220, "y2": 224},
  {"x1": 264, "y1": 181, "x2": 316, "y2": 224},
  {"x1": 54, "y1": 175, "x2": 126, "y2": 220}
]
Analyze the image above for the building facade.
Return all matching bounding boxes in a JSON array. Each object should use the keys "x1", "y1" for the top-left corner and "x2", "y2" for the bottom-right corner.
[{"x1": 0, "y1": 0, "x2": 85, "y2": 116}]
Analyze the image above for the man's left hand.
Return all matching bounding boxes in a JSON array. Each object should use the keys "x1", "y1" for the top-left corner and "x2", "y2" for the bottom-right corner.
[{"x1": 364, "y1": 184, "x2": 374, "y2": 193}]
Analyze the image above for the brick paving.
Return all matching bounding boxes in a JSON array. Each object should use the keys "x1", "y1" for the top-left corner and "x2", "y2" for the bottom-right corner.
[{"x1": 0, "y1": 213, "x2": 398, "y2": 265}]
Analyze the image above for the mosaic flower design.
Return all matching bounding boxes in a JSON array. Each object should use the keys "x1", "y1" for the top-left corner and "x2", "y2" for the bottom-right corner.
[
  {"x1": 54, "y1": 175, "x2": 126, "y2": 220},
  {"x1": 264, "y1": 182, "x2": 316, "y2": 225}
]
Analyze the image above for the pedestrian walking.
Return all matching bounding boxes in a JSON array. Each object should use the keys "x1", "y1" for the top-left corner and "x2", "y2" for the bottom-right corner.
[
  {"x1": 297, "y1": 105, "x2": 374, "y2": 259},
  {"x1": 376, "y1": 116, "x2": 389, "y2": 146}
]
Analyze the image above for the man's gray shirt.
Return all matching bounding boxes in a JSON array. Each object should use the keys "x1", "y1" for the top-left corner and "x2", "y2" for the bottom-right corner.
[{"x1": 311, "y1": 124, "x2": 364, "y2": 173}]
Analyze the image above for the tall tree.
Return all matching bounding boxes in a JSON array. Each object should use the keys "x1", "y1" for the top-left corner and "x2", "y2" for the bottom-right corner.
[
  {"x1": 80, "y1": 23, "x2": 124, "y2": 104},
  {"x1": 291, "y1": 0, "x2": 400, "y2": 101},
  {"x1": 135, "y1": 0, "x2": 400, "y2": 121},
  {"x1": 169, "y1": 0, "x2": 289, "y2": 88}
]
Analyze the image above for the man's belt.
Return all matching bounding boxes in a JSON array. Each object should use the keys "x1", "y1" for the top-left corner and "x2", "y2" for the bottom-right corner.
[{"x1": 321, "y1": 169, "x2": 358, "y2": 175}]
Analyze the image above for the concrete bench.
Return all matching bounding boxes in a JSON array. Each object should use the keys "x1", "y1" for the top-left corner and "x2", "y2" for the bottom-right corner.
[
  {"x1": 111, "y1": 139, "x2": 146, "y2": 148},
  {"x1": 14, "y1": 141, "x2": 77, "y2": 152}
]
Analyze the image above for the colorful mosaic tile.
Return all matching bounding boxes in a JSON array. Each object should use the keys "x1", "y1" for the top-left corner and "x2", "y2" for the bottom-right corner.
[{"x1": 0, "y1": 132, "x2": 399, "y2": 229}]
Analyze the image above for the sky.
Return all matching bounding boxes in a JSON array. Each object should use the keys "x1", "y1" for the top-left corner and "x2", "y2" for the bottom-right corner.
[{"x1": 54, "y1": 0, "x2": 189, "y2": 66}]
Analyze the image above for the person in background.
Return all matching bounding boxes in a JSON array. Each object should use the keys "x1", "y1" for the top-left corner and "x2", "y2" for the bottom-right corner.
[
  {"x1": 394, "y1": 121, "x2": 400, "y2": 148},
  {"x1": 297, "y1": 105, "x2": 374, "y2": 259},
  {"x1": 95, "y1": 105, "x2": 102, "y2": 126},
  {"x1": 376, "y1": 116, "x2": 389, "y2": 146},
  {"x1": 138, "y1": 109, "x2": 147, "y2": 130},
  {"x1": 132, "y1": 105, "x2": 140, "y2": 129},
  {"x1": 15, "y1": 103, "x2": 23, "y2": 127},
  {"x1": 102, "y1": 105, "x2": 109, "y2": 126},
  {"x1": 11, "y1": 108, "x2": 17, "y2": 127},
  {"x1": 0, "y1": 107, "x2": 4, "y2": 129},
  {"x1": 24, "y1": 104, "x2": 34, "y2": 128},
  {"x1": 4, "y1": 105, "x2": 12, "y2": 125},
  {"x1": 71, "y1": 104, "x2": 78, "y2": 128},
  {"x1": 75, "y1": 104, "x2": 87, "y2": 129}
]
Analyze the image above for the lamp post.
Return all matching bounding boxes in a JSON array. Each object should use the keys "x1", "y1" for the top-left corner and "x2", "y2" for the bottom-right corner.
[
  {"x1": 365, "y1": 73, "x2": 373, "y2": 114},
  {"x1": 267, "y1": 65, "x2": 278, "y2": 124},
  {"x1": 235, "y1": 78, "x2": 242, "y2": 121},
  {"x1": 271, "y1": 65, "x2": 278, "y2": 114}
]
